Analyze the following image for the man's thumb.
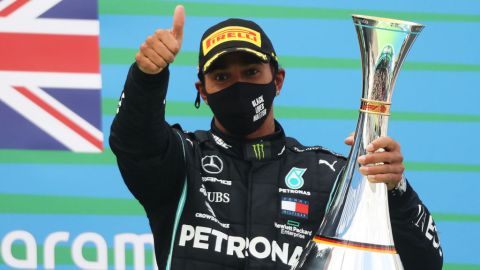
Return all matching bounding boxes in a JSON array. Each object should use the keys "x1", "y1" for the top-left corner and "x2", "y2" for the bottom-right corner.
[{"x1": 172, "y1": 5, "x2": 185, "y2": 43}]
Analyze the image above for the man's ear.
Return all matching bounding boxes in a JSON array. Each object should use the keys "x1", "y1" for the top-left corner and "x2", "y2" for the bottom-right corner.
[
  {"x1": 195, "y1": 81, "x2": 208, "y2": 105},
  {"x1": 274, "y1": 68, "x2": 286, "y2": 95}
]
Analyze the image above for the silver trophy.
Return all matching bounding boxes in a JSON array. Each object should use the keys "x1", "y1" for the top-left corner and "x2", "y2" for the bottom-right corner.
[{"x1": 292, "y1": 15, "x2": 424, "y2": 270}]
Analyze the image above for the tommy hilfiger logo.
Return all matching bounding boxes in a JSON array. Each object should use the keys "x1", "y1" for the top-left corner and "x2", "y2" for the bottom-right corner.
[{"x1": 281, "y1": 197, "x2": 309, "y2": 219}]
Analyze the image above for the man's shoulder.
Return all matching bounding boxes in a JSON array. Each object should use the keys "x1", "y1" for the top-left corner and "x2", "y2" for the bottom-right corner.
[
  {"x1": 168, "y1": 123, "x2": 206, "y2": 148},
  {"x1": 284, "y1": 136, "x2": 346, "y2": 160},
  {"x1": 170, "y1": 124, "x2": 224, "y2": 150},
  {"x1": 170, "y1": 123, "x2": 204, "y2": 137}
]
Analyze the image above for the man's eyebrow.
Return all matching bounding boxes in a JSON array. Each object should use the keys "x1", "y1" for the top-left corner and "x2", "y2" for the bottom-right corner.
[
  {"x1": 209, "y1": 63, "x2": 228, "y2": 72},
  {"x1": 210, "y1": 61, "x2": 262, "y2": 71}
]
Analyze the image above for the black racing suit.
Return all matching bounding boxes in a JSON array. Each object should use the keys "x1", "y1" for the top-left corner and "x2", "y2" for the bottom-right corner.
[{"x1": 109, "y1": 64, "x2": 443, "y2": 270}]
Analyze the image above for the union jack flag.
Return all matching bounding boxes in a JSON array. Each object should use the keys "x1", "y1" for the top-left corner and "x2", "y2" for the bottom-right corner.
[{"x1": 0, "y1": 0, "x2": 102, "y2": 152}]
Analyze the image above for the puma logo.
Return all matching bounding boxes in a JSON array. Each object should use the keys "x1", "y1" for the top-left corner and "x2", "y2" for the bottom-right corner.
[{"x1": 318, "y1": 159, "x2": 337, "y2": 172}]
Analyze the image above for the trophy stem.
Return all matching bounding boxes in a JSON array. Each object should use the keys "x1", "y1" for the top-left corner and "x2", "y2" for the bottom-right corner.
[{"x1": 319, "y1": 108, "x2": 393, "y2": 244}]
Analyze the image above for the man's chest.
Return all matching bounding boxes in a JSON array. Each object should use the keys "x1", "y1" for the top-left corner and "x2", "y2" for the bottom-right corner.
[{"x1": 172, "y1": 149, "x2": 340, "y2": 268}]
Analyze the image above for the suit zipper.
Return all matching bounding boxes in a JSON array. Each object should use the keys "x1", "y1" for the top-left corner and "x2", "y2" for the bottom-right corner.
[{"x1": 244, "y1": 160, "x2": 254, "y2": 269}]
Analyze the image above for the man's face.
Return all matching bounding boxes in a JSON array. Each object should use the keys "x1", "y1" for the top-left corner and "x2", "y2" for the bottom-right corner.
[{"x1": 203, "y1": 52, "x2": 273, "y2": 94}]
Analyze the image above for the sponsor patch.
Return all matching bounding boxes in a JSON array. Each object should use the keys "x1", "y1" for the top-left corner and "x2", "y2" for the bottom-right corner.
[
  {"x1": 252, "y1": 143, "x2": 265, "y2": 159},
  {"x1": 318, "y1": 159, "x2": 337, "y2": 172},
  {"x1": 285, "y1": 167, "x2": 307, "y2": 189},
  {"x1": 281, "y1": 197, "x2": 309, "y2": 219},
  {"x1": 199, "y1": 185, "x2": 230, "y2": 203},
  {"x1": 211, "y1": 133, "x2": 231, "y2": 149},
  {"x1": 413, "y1": 204, "x2": 443, "y2": 257},
  {"x1": 274, "y1": 221, "x2": 312, "y2": 240},
  {"x1": 201, "y1": 155, "x2": 224, "y2": 174},
  {"x1": 202, "y1": 26, "x2": 261, "y2": 55},
  {"x1": 178, "y1": 225, "x2": 303, "y2": 266},
  {"x1": 278, "y1": 188, "x2": 311, "y2": 196},
  {"x1": 195, "y1": 213, "x2": 230, "y2": 229},
  {"x1": 202, "y1": 176, "x2": 232, "y2": 186}
]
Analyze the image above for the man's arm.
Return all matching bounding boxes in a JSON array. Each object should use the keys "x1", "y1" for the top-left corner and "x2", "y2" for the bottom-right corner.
[
  {"x1": 389, "y1": 181, "x2": 443, "y2": 270},
  {"x1": 109, "y1": 5, "x2": 186, "y2": 211},
  {"x1": 344, "y1": 134, "x2": 443, "y2": 269},
  {"x1": 109, "y1": 63, "x2": 185, "y2": 211},
  {"x1": 109, "y1": 61, "x2": 189, "y2": 268}
]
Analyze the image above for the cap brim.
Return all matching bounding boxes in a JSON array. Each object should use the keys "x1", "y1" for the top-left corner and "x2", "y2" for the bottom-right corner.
[{"x1": 203, "y1": 47, "x2": 270, "y2": 73}]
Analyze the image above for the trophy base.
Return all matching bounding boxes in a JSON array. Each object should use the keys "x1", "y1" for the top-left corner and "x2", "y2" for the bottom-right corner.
[{"x1": 293, "y1": 237, "x2": 404, "y2": 270}]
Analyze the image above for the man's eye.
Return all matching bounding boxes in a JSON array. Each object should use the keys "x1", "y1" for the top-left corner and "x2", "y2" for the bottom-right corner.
[
  {"x1": 215, "y1": 73, "x2": 228, "y2": 81},
  {"x1": 246, "y1": 69, "x2": 259, "y2": 76}
]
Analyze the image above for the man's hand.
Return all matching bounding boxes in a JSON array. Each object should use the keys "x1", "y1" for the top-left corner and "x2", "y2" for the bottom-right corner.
[
  {"x1": 345, "y1": 133, "x2": 405, "y2": 190},
  {"x1": 136, "y1": 5, "x2": 185, "y2": 74}
]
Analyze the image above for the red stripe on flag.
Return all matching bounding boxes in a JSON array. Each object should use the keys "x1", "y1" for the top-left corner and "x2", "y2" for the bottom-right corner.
[
  {"x1": 295, "y1": 203, "x2": 309, "y2": 214},
  {"x1": 13, "y1": 86, "x2": 103, "y2": 151},
  {"x1": 0, "y1": 33, "x2": 99, "y2": 73},
  {"x1": 0, "y1": 0, "x2": 30, "y2": 17}
]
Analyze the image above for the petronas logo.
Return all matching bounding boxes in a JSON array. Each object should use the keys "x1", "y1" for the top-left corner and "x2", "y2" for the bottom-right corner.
[
  {"x1": 285, "y1": 167, "x2": 307, "y2": 189},
  {"x1": 252, "y1": 143, "x2": 265, "y2": 160}
]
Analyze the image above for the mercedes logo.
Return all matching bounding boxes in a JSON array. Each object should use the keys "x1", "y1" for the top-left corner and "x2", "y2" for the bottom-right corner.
[{"x1": 201, "y1": 155, "x2": 223, "y2": 174}]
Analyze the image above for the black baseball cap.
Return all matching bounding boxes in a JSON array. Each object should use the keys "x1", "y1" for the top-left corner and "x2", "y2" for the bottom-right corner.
[{"x1": 197, "y1": 18, "x2": 278, "y2": 77}]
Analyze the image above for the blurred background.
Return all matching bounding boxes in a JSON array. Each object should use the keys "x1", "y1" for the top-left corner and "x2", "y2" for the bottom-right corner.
[{"x1": 1, "y1": 0, "x2": 479, "y2": 269}]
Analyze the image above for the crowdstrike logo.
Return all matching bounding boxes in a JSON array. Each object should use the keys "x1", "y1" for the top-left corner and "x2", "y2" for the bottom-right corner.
[
  {"x1": 178, "y1": 225, "x2": 303, "y2": 266},
  {"x1": 201, "y1": 155, "x2": 224, "y2": 174},
  {"x1": 195, "y1": 212, "x2": 230, "y2": 229}
]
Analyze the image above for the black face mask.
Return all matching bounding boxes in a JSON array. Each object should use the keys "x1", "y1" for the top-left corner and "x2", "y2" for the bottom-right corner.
[{"x1": 206, "y1": 80, "x2": 276, "y2": 136}]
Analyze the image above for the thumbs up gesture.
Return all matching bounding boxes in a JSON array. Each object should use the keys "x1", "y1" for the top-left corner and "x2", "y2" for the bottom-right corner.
[{"x1": 135, "y1": 5, "x2": 185, "y2": 74}]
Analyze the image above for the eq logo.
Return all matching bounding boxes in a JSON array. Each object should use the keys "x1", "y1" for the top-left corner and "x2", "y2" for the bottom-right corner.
[{"x1": 201, "y1": 155, "x2": 224, "y2": 174}]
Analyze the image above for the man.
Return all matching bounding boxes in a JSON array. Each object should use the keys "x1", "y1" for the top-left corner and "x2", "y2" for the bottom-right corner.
[{"x1": 110, "y1": 5, "x2": 442, "y2": 270}]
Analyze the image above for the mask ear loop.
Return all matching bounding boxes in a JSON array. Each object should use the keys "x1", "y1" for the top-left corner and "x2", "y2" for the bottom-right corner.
[
  {"x1": 195, "y1": 71, "x2": 205, "y2": 109},
  {"x1": 194, "y1": 92, "x2": 201, "y2": 109}
]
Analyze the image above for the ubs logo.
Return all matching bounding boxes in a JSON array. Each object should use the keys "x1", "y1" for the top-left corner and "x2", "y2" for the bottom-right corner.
[{"x1": 201, "y1": 155, "x2": 224, "y2": 174}]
